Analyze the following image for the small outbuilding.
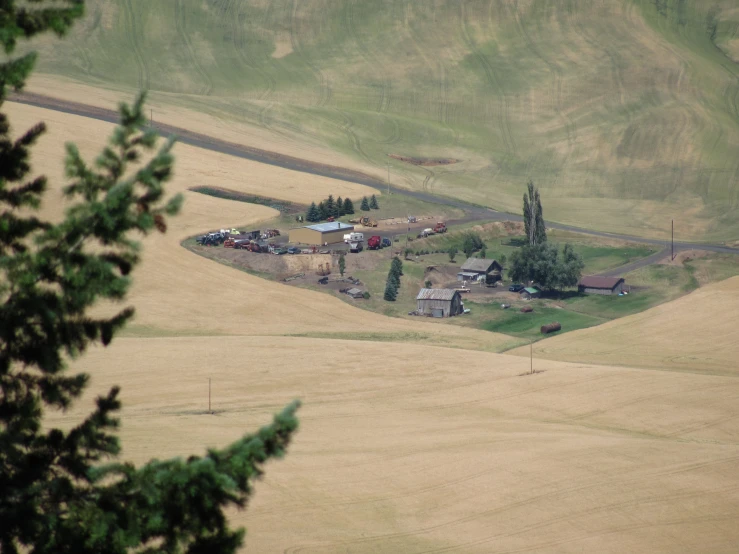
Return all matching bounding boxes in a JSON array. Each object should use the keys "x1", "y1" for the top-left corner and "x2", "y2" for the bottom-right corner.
[
  {"x1": 519, "y1": 287, "x2": 541, "y2": 300},
  {"x1": 416, "y1": 288, "x2": 464, "y2": 317},
  {"x1": 289, "y1": 222, "x2": 354, "y2": 245},
  {"x1": 457, "y1": 258, "x2": 503, "y2": 282},
  {"x1": 578, "y1": 276, "x2": 625, "y2": 295},
  {"x1": 346, "y1": 288, "x2": 364, "y2": 299}
]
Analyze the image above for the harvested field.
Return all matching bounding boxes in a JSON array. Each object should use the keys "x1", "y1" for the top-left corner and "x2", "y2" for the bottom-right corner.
[
  {"x1": 55, "y1": 337, "x2": 739, "y2": 553},
  {"x1": 511, "y1": 276, "x2": 739, "y2": 375}
]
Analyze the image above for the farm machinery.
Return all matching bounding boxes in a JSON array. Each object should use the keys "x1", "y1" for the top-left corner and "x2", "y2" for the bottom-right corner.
[{"x1": 349, "y1": 216, "x2": 378, "y2": 227}]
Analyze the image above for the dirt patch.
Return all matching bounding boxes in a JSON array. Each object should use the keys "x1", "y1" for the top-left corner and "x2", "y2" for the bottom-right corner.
[
  {"x1": 389, "y1": 154, "x2": 460, "y2": 167},
  {"x1": 468, "y1": 221, "x2": 525, "y2": 237},
  {"x1": 656, "y1": 249, "x2": 710, "y2": 266}
]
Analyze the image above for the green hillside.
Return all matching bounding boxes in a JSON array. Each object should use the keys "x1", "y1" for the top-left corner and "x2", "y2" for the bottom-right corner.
[{"x1": 29, "y1": 0, "x2": 739, "y2": 241}]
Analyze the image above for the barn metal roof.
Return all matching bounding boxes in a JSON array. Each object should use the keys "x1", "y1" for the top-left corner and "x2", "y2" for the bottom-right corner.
[
  {"x1": 460, "y1": 258, "x2": 499, "y2": 273},
  {"x1": 304, "y1": 222, "x2": 354, "y2": 232},
  {"x1": 522, "y1": 287, "x2": 539, "y2": 294},
  {"x1": 578, "y1": 276, "x2": 624, "y2": 289},
  {"x1": 347, "y1": 288, "x2": 363, "y2": 295},
  {"x1": 416, "y1": 288, "x2": 457, "y2": 301}
]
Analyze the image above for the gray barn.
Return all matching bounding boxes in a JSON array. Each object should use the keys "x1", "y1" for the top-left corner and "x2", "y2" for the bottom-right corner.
[
  {"x1": 578, "y1": 276, "x2": 625, "y2": 295},
  {"x1": 457, "y1": 258, "x2": 503, "y2": 282},
  {"x1": 416, "y1": 288, "x2": 464, "y2": 317}
]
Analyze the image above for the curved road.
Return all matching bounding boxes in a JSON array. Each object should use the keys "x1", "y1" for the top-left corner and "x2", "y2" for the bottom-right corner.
[{"x1": 11, "y1": 92, "x2": 739, "y2": 273}]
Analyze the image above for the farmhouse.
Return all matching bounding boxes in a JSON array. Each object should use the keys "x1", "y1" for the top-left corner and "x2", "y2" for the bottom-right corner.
[
  {"x1": 520, "y1": 287, "x2": 541, "y2": 300},
  {"x1": 578, "y1": 276, "x2": 625, "y2": 295},
  {"x1": 457, "y1": 258, "x2": 503, "y2": 282},
  {"x1": 416, "y1": 288, "x2": 464, "y2": 317},
  {"x1": 289, "y1": 221, "x2": 354, "y2": 245}
]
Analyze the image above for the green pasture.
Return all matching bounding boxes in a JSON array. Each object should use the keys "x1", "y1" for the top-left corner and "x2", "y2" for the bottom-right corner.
[{"x1": 30, "y1": 0, "x2": 739, "y2": 240}]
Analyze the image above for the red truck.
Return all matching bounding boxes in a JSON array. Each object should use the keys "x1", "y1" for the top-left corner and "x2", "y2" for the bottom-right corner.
[
  {"x1": 367, "y1": 235, "x2": 382, "y2": 250},
  {"x1": 433, "y1": 222, "x2": 447, "y2": 234}
]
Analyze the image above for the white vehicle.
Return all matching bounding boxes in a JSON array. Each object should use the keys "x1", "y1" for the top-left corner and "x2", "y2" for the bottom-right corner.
[{"x1": 343, "y1": 232, "x2": 364, "y2": 243}]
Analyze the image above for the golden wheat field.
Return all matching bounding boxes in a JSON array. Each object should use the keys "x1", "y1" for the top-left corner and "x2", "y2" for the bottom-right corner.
[
  {"x1": 512, "y1": 277, "x2": 739, "y2": 376},
  {"x1": 10, "y1": 102, "x2": 739, "y2": 553}
]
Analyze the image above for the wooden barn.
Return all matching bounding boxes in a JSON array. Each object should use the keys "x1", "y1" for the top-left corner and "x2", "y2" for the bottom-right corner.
[
  {"x1": 578, "y1": 276, "x2": 625, "y2": 295},
  {"x1": 416, "y1": 288, "x2": 464, "y2": 317},
  {"x1": 457, "y1": 258, "x2": 503, "y2": 282}
]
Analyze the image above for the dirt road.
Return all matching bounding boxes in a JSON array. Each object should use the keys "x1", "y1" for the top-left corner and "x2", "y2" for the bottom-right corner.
[{"x1": 11, "y1": 92, "x2": 739, "y2": 268}]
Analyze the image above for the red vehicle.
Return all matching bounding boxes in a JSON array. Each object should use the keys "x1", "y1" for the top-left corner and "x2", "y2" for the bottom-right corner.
[
  {"x1": 433, "y1": 222, "x2": 447, "y2": 234},
  {"x1": 367, "y1": 235, "x2": 382, "y2": 250}
]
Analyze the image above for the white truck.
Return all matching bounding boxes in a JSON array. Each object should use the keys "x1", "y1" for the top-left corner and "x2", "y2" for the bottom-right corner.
[{"x1": 343, "y1": 232, "x2": 364, "y2": 243}]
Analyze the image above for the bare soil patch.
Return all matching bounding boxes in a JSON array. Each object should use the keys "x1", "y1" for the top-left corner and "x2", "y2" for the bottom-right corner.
[{"x1": 389, "y1": 153, "x2": 460, "y2": 167}]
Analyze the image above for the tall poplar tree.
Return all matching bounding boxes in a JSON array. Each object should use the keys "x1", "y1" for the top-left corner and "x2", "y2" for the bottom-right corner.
[
  {"x1": 0, "y1": 3, "x2": 299, "y2": 553},
  {"x1": 523, "y1": 180, "x2": 547, "y2": 246}
]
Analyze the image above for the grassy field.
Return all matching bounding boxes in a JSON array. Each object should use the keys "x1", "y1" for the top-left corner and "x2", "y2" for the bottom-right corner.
[
  {"x1": 14, "y1": 102, "x2": 739, "y2": 553},
  {"x1": 22, "y1": 0, "x2": 739, "y2": 241}
]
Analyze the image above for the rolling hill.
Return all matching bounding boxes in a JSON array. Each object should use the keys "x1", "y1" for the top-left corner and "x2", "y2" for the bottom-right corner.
[
  {"x1": 13, "y1": 93, "x2": 739, "y2": 554},
  {"x1": 23, "y1": 0, "x2": 739, "y2": 241}
]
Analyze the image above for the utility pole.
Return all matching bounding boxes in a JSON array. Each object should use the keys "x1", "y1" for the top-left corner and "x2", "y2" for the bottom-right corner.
[
  {"x1": 387, "y1": 161, "x2": 390, "y2": 195},
  {"x1": 150, "y1": 109, "x2": 153, "y2": 127},
  {"x1": 530, "y1": 342, "x2": 533, "y2": 375},
  {"x1": 208, "y1": 378, "x2": 211, "y2": 414},
  {"x1": 671, "y1": 219, "x2": 674, "y2": 261}
]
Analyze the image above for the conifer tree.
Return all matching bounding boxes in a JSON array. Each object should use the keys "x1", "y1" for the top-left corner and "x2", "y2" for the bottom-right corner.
[
  {"x1": 391, "y1": 256, "x2": 403, "y2": 277},
  {"x1": 369, "y1": 194, "x2": 379, "y2": 209},
  {"x1": 360, "y1": 196, "x2": 370, "y2": 211},
  {"x1": 318, "y1": 201, "x2": 328, "y2": 221},
  {"x1": 0, "y1": 5, "x2": 299, "y2": 553},
  {"x1": 325, "y1": 194, "x2": 336, "y2": 218},
  {"x1": 383, "y1": 279, "x2": 398, "y2": 301},
  {"x1": 336, "y1": 196, "x2": 344, "y2": 216},
  {"x1": 338, "y1": 252, "x2": 346, "y2": 276},
  {"x1": 343, "y1": 198, "x2": 355, "y2": 215},
  {"x1": 306, "y1": 202, "x2": 320, "y2": 222}
]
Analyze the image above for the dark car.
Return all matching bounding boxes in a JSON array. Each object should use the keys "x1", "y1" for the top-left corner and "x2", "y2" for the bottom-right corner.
[
  {"x1": 381, "y1": 237, "x2": 392, "y2": 247},
  {"x1": 508, "y1": 283, "x2": 525, "y2": 292},
  {"x1": 287, "y1": 246, "x2": 301, "y2": 254}
]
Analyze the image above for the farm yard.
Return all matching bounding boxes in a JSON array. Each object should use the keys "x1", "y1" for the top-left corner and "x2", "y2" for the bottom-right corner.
[
  {"x1": 8, "y1": 1, "x2": 739, "y2": 551},
  {"x1": 185, "y1": 217, "x2": 739, "y2": 344}
]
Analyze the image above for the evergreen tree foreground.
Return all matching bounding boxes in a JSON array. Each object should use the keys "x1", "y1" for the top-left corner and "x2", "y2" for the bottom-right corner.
[{"x1": 0, "y1": 4, "x2": 299, "y2": 553}]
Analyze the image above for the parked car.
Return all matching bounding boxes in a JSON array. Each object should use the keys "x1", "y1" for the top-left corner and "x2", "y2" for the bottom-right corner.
[
  {"x1": 381, "y1": 237, "x2": 392, "y2": 247},
  {"x1": 508, "y1": 283, "x2": 525, "y2": 292},
  {"x1": 287, "y1": 246, "x2": 300, "y2": 254},
  {"x1": 272, "y1": 247, "x2": 287, "y2": 255}
]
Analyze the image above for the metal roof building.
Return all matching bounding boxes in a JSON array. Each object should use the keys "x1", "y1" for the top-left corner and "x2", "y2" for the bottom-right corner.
[
  {"x1": 416, "y1": 288, "x2": 464, "y2": 317},
  {"x1": 578, "y1": 276, "x2": 625, "y2": 295},
  {"x1": 289, "y1": 221, "x2": 354, "y2": 245}
]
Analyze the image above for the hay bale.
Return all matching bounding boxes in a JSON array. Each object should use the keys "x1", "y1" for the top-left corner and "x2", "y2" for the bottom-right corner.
[
  {"x1": 520, "y1": 305, "x2": 533, "y2": 313},
  {"x1": 540, "y1": 322, "x2": 561, "y2": 334}
]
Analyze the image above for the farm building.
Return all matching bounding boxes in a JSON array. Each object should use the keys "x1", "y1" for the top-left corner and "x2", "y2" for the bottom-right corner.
[
  {"x1": 346, "y1": 288, "x2": 364, "y2": 299},
  {"x1": 289, "y1": 222, "x2": 354, "y2": 245},
  {"x1": 520, "y1": 287, "x2": 541, "y2": 300},
  {"x1": 416, "y1": 288, "x2": 464, "y2": 317},
  {"x1": 457, "y1": 258, "x2": 503, "y2": 282},
  {"x1": 578, "y1": 276, "x2": 625, "y2": 295}
]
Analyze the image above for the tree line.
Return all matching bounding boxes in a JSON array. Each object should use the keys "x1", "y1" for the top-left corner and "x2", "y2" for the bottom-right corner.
[
  {"x1": 384, "y1": 257, "x2": 403, "y2": 301},
  {"x1": 305, "y1": 194, "x2": 379, "y2": 222}
]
